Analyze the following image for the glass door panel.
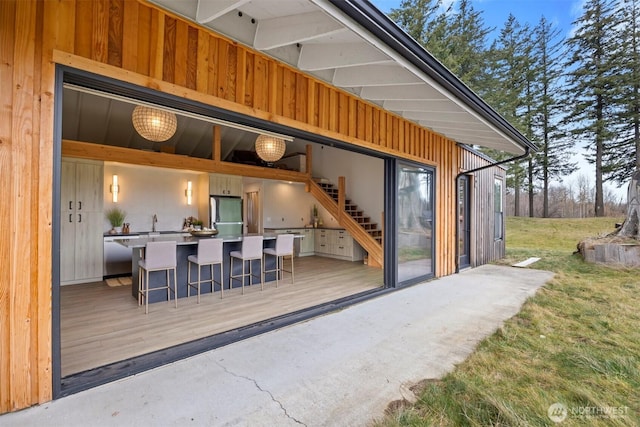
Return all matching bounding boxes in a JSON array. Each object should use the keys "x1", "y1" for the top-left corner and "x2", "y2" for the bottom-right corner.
[{"x1": 397, "y1": 163, "x2": 434, "y2": 284}]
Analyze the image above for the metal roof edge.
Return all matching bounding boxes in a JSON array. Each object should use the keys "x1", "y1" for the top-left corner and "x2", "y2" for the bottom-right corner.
[{"x1": 327, "y1": 0, "x2": 538, "y2": 152}]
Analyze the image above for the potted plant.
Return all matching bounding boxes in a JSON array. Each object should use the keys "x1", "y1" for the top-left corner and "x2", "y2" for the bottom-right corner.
[{"x1": 106, "y1": 207, "x2": 126, "y2": 234}]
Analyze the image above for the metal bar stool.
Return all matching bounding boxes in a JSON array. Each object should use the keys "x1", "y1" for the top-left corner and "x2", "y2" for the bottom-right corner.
[
  {"x1": 137, "y1": 240, "x2": 177, "y2": 314},
  {"x1": 229, "y1": 235, "x2": 264, "y2": 294},
  {"x1": 187, "y1": 238, "x2": 224, "y2": 302},
  {"x1": 263, "y1": 234, "x2": 295, "y2": 287}
]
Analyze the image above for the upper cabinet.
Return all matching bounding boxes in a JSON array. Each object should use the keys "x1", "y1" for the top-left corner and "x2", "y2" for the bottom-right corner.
[{"x1": 210, "y1": 174, "x2": 243, "y2": 197}]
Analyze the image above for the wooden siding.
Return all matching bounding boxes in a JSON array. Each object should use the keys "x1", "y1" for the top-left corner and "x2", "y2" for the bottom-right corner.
[
  {"x1": 0, "y1": 0, "x2": 503, "y2": 412},
  {"x1": 459, "y1": 148, "x2": 507, "y2": 267}
]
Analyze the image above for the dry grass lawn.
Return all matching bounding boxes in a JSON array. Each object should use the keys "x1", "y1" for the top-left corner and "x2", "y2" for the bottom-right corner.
[{"x1": 377, "y1": 216, "x2": 639, "y2": 426}]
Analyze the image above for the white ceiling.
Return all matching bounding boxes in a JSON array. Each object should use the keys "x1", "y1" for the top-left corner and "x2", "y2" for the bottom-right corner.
[{"x1": 148, "y1": 0, "x2": 533, "y2": 155}]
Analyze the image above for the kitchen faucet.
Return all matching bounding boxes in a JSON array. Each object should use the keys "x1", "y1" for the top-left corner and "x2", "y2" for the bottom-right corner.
[{"x1": 152, "y1": 214, "x2": 157, "y2": 232}]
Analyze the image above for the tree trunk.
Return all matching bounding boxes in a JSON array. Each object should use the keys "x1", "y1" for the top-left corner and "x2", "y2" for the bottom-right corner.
[{"x1": 617, "y1": 169, "x2": 640, "y2": 238}]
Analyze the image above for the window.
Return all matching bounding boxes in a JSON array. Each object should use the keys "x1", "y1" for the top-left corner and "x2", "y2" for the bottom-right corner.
[{"x1": 494, "y1": 178, "x2": 504, "y2": 240}]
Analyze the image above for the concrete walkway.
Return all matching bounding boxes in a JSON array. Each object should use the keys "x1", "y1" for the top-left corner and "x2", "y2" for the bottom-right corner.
[{"x1": 1, "y1": 265, "x2": 554, "y2": 427}]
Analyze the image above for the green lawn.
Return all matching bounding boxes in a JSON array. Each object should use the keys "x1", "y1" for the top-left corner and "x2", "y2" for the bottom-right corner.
[{"x1": 378, "y1": 217, "x2": 640, "y2": 426}]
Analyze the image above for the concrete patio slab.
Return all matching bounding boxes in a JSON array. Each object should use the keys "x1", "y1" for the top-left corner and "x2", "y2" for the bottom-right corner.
[{"x1": 1, "y1": 264, "x2": 554, "y2": 427}]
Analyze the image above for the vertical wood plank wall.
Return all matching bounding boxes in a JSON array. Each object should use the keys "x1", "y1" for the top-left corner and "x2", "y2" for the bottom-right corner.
[
  {"x1": 459, "y1": 148, "x2": 507, "y2": 267},
  {"x1": 1, "y1": 0, "x2": 52, "y2": 413},
  {"x1": 0, "y1": 0, "x2": 499, "y2": 412}
]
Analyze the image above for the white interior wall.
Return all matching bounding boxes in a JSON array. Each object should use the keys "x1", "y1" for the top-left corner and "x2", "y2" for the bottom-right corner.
[
  {"x1": 262, "y1": 180, "x2": 337, "y2": 228},
  {"x1": 103, "y1": 162, "x2": 203, "y2": 233},
  {"x1": 311, "y1": 145, "x2": 384, "y2": 223}
]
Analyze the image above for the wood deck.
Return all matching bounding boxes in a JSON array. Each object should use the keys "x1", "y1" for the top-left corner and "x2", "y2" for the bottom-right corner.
[{"x1": 60, "y1": 256, "x2": 383, "y2": 377}]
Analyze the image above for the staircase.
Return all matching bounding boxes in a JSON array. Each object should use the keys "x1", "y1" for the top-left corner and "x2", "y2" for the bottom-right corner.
[
  {"x1": 318, "y1": 182, "x2": 383, "y2": 244},
  {"x1": 307, "y1": 178, "x2": 383, "y2": 267}
]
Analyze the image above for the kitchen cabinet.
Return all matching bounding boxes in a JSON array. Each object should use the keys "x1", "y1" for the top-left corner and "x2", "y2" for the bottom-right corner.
[
  {"x1": 263, "y1": 228, "x2": 313, "y2": 257},
  {"x1": 298, "y1": 228, "x2": 314, "y2": 256},
  {"x1": 210, "y1": 173, "x2": 242, "y2": 196},
  {"x1": 61, "y1": 158, "x2": 104, "y2": 285},
  {"x1": 314, "y1": 229, "x2": 364, "y2": 261}
]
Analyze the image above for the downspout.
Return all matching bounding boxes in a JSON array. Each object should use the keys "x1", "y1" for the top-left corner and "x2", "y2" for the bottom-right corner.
[{"x1": 455, "y1": 147, "x2": 531, "y2": 272}]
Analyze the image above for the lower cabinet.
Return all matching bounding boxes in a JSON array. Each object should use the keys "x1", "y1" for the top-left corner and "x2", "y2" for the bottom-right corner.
[
  {"x1": 264, "y1": 228, "x2": 363, "y2": 261},
  {"x1": 298, "y1": 228, "x2": 315, "y2": 256},
  {"x1": 314, "y1": 229, "x2": 364, "y2": 262}
]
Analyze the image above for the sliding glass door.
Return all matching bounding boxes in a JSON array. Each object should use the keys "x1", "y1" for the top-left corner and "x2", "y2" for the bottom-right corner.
[{"x1": 396, "y1": 162, "x2": 435, "y2": 284}]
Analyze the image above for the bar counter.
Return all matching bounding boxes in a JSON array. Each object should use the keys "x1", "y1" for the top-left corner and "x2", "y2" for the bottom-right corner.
[{"x1": 118, "y1": 233, "x2": 299, "y2": 303}]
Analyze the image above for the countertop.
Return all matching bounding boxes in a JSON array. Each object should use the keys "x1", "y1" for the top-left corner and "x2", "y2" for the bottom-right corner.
[
  {"x1": 116, "y1": 233, "x2": 302, "y2": 248},
  {"x1": 264, "y1": 226, "x2": 346, "y2": 230}
]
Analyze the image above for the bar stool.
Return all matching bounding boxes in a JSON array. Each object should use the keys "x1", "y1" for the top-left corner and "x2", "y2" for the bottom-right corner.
[
  {"x1": 187, "y1": 238, "x2": 224, "y2": 302},
  {"x1": 229, "y1": 235, "x2": 264, "y2": 294},
  {"x1": 263, "y1": 234, "x2": 295, "y2": 287},
  {"x1": 138, "y1": 240, "x2": 177, "y2": 314}
]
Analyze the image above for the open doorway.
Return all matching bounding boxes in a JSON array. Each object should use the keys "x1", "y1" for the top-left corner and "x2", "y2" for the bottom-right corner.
[{"x1": 55, "y1": 71, "x2": 387, "y2": 395}]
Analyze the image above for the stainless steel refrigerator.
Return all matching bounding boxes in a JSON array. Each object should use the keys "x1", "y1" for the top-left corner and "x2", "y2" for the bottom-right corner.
[{"x1": 210, "y1": 196, "x2": 243, "y2": 235}]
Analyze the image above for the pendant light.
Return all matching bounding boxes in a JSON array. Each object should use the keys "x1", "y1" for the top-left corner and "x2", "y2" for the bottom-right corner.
[
  {"x1": 255, "y1": 134, "x2": 286, "y2": 162},
  {"x1": 131, "y1": 105, "x2": 177, "y2": 142}
]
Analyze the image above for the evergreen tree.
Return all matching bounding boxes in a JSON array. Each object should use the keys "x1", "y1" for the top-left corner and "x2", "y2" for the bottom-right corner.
[
  {"x1": 483, "y1": 15, "x2": 532, "y2": 216},
  {"x1": 605, "y1": 0, "x2": 640, "y2": 185},
  {"x1": 564, "y1": 0, "x2": 619, "y2": 217},
  {"x1": 388, "y1": 0, "x2": 440, "y2": 45},
  {"x1": 533, "y1": 17, "x2": 577, "y2": 217},
  {"x1": 440, "y1": 0, "x2": 492, "y2": 92}
]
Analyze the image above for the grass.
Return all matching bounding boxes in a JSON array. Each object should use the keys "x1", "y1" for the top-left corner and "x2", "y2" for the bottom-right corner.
[{"x1": 377, "y1": 217, "x2": 640, "y2": 426}]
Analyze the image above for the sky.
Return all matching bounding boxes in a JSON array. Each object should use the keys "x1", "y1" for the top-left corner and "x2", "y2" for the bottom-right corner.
[
  {"x1": 371, "y1": 0, "x2": 582, "y2": 39},
  {"x1": 370, "y1": 0, "x2": 629, "y2": 200}
]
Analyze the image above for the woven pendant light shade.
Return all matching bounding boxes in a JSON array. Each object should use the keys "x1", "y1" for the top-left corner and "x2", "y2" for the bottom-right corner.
[
  {"x1": 131, "y1": 105, "x2": 177, "y2": 142},
  {"x1": 255, "y1": 134, "x2": 286, "y2": 162}
]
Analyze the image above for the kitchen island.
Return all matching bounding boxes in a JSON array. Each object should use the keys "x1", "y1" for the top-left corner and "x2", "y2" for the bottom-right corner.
[{"x1": 118, "y1": 233, "x2": 301, "y2": 303}]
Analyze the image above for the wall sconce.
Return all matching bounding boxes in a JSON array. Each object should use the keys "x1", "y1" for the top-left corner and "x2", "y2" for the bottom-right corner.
[
  {"x1": 110, "y1": 175, "x2": 120, "y2": 203},
  {"x1": 185, "y1": 180, "x2": 193, "y2": 205}
]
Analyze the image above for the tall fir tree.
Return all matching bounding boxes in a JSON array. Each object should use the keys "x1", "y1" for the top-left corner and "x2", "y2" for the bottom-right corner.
[
  {"x1": 533, "y1": 17, "x2": 577, "y2": 217},
  {"x1": 482, "y1": 15, "x2": 532, "y2": 216},
  {"x1": 387, "y1": 0, "x2": 440, "y2": 45},
  {"x1": 564, "y1": 0, "x2": 620, "y2": 217},
  {"x1": 605, "y1": 0, "x2": 640, "y2": 185}
]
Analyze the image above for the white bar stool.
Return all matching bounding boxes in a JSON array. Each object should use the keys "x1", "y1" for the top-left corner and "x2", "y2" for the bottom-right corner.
[
  {"x1": 263, "y1": 234, "x2": 295, "y2": 287},
  {"x1": 229, "y1": 235, "x2": 264, "y2": 294},
  {"x1": 187, "y1": 238, "x2": 224, "y2": 302},
  {"x1": 137, "y1": 240, "x2": 177, "y2": 314}
]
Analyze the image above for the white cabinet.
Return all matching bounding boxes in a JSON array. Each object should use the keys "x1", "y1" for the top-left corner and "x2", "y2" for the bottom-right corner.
[
  {"x1": 61, "y1": 158, "x2": 104, "y2": 285},
  {"x1": 263, "y1": 228, "x2": 314, "y2": 257},
  {"x1": 210, "y1": 173, "x2": 242, "y2": 196},
  {"x1": 314, "y1": 229, "x2": 330, "y2": 254},
  {"x1": 298, "y1": 228, "x2": 314, "y2": 256},
  {"x1": 314, "y1": 229, "x2": 364, "y2": 261}
]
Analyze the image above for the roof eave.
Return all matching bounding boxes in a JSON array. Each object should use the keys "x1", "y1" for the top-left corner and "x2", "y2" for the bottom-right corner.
[{"x1": 327, "y1": 0, "x2": 538, "y2": 153}]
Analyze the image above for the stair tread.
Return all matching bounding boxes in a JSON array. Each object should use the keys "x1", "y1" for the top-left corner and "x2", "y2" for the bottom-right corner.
[{"x1": 317, "y1": 180, "x2": 382, "y2": 247}]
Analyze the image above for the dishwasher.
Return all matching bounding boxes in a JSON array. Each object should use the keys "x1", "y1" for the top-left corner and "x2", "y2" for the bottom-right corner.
[{"x1": 103, "y1": 235, "x2": 139, "y2": 278}]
